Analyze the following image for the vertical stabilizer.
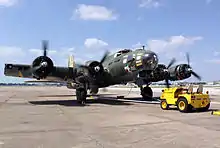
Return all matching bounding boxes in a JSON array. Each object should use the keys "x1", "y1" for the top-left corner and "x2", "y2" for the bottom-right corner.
[
  {"x1": 68, "y1": 54, "x2": 75, "y2": 68},
  {"x1": 67, "y1": 54, "x2": 76, "y2": 80}
]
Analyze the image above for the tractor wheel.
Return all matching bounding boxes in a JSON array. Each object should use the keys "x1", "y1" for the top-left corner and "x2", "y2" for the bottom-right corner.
[
  {"x1": 160, "y1": 100, "x2": 169, "y2": 110},
  {"x1": 177, "y1": 97, "x2": 189, "y2": 113}
]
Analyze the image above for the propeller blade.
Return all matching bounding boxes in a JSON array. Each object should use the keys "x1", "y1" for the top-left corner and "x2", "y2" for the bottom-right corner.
[
  {"x1": 191, "y1": 71, "x2": 201, "y2": 81},
  {"x1": 165, "y1": 79, "x2": 170, "y2": 88},
  {"x1": 186, "y1": 52, "x2": 190, "y2": 65},
  {"x1": 42, "y1": 40, "x2": 48, "y2": 57},
  {"x1": 167, "y1": 58, "x2": 176, "y2": 68},
  {"x1": 100, "y1": 51, "x2": 109, "y2": 64},
  {"x1": 32, "y1": 65, "x2": 45, "y2": 73}
]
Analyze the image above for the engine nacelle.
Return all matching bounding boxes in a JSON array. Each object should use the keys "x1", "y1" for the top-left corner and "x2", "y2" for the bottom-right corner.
[
  {"x1": 149, "y1": 64, "x2": 169, "y2": 82},
  {"x1": 137, "y1": 64, "x2": 169, "y2": 83},
  {"x1": 168, "y1": 64, "x2": 191, "y2": 81},
  {"x1": 32, "y1": 56, "x2": 54, "y2": 79},
  {"x1": 84, "y1": 60, "x2": 104, "y2": 76}
]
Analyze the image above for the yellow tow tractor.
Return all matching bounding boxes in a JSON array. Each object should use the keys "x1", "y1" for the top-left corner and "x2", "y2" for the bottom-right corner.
[{"x1": 160, "y1": 84, "x2": 210, "y2": 113}]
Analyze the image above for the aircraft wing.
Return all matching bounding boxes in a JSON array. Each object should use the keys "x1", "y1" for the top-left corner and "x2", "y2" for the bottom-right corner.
[{"x1": 4, "y1": 63, "x2": 71, "y2": 82}]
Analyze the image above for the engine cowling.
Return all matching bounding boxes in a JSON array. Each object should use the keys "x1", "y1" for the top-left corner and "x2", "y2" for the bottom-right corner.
[
  {"x1": 137, "y1": 64, "x2": 169, "y2": 82},
  {"x1": 168, "y1": 64, "x2": 191, "y2": 81},
  {"x1": 149, "y1": 64, "x2": 169, "y2": 82},
  {"x1": 32, "y1": 56, "x2": 54, "y2": 79},
  {"x1": 84, "y1": 60, "x2": 104, "y2": 76}
]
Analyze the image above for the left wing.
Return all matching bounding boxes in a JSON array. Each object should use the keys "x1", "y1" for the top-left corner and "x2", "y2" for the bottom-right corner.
[
  {"x1": 4, "y1": 63, "x2": 72, "y2": 82},
  {"x1": 3, "y1": 40, "x2": 78, "y2": 83}
]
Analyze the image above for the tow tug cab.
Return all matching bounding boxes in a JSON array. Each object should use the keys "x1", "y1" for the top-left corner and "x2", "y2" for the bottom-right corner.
[{"x1": 160, "y1": 84, "x2": 210, "y2": 113}]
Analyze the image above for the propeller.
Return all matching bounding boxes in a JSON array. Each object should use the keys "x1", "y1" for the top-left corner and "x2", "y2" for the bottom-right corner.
[
  {"x1": 185, "y1": 52, "x2": 201, "y2": 80},
  {"x1": 164, "y1": 58, "x2": 176, "y2": 88},
  {"x1": 79, "y1": 50, "x2": 110, "y2": 74},
  {"x1": 31, "y1": 40, "x2": 54, "y2": 79},
  {"x1": 100, "y1": 51, "x2": 110, "y2": 64}
]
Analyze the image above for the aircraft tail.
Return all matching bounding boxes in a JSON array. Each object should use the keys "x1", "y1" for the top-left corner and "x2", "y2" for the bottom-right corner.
[{"x1": 68, "y1": 54, "x2": 76, "y2": 68}]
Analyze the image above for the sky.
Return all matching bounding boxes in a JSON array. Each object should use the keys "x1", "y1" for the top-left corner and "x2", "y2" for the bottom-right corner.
[{"x1": 0, "y1": 0, "x2": 220, "y2": 82}]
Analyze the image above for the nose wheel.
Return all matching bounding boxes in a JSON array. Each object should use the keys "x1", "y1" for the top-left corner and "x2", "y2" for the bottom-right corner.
[{"x1": 140, "y1": 86, "x2": 153, "y2": 100}]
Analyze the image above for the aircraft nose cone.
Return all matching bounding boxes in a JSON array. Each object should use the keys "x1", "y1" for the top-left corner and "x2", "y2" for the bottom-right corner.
[{"x1": 142, "y1": 52, "x2": 158, "y2": 70}]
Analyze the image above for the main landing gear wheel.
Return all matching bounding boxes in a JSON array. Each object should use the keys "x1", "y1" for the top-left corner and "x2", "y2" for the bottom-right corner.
[
  {"x1": 141, "y1": 86, "x2": 153, "y2": 100},
  {"x1": 76, "y1": 89, "x2": 87, "y2": 105},
  {"x1": 89, "y1": 87, "x2": 99, "y2": 95}
]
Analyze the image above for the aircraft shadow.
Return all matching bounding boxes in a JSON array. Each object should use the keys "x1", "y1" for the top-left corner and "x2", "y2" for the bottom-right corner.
[
  {"x1": 38, "y1": 94, "x2": 116, "y2": 98},
  {"x1": 161, "y1": 106, "x2": 218, "y2": 113},
  {"x1": 121, "y1": 96, "x2": 160, "y2": 103},
  {"x1": 39, "y1": 94, "x2": 76, "y2": 97},
  {"x1": 29, "y1": 97, "x2": 133, "y2": 107}
]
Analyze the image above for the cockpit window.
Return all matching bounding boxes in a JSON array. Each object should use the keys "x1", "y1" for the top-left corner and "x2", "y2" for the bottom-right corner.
[
  {"x1": 114, "y1": 53, "x2": 121, "y2": 58},
  {"x1": 114, "y1": 49, "x2": 132, "y2": 58},
  {"x1": 117, "y1": 49, "x2": 132, "y2": 54}
]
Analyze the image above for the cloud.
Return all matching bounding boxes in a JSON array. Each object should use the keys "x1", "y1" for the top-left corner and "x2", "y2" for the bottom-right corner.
[
  {"x1": 132, "y1": 42, "x2": 146, "y2": 49},
  {"x1": 213, "y1": 51, "x2": 220, "y2": 56},
  {"x1": 139, "y1": 0, "x2": 161, "y2": 8},
  {"x1": 84, "y1": 38, "x2": 108, "y2": 49},
  {"x1": 72, "y1": 4, "x2": 118, "y2": 21},
  {"x1": 0, "y1": 46, "x2": 25, "y2": 59},
  {"x1": 206, "y1": 0, "x2": 212, "y2": 4},
  {"x1": 146, "y1": 35, "x2": 203, "y2": 53},
  {"x1": 0, "y1": 45, "x2": 78, "y2": 66},
  {"x1": 0, "y1": 0, "x2": 17, "y2": 7}
]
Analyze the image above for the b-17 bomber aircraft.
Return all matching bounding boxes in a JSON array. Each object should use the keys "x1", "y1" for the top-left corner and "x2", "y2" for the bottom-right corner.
[{"x1": 4, "y1": 40, "x2": 201, "y2": 104}]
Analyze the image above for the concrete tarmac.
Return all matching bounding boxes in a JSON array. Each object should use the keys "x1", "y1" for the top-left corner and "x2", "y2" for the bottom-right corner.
[{"x1": 0, "y1": 86, "x2": 220, "y2": 148}]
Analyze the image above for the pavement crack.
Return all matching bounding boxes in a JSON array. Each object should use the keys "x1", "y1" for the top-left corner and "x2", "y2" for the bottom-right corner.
[
  {"x1": 0, "y1": 94, "x2": 15, "y2": 108},
  {"x1": 100, "y1": 120, "x2": 175, "y2": 129},
  {"x1": 0, "y1": 127, "x2": 81, "y2": 135},
  {"x1": 87, "y1": 135, "x2": 105, "y2": 148}
]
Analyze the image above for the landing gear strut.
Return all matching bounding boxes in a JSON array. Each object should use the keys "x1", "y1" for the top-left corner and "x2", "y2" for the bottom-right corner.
[
  {"x1": 140, "y1": 86, "x2": 153, "y2": 100},
  {"x1": 75, "y1": 75, "x2": 88, "y2": 105},
  {"x1": 76, "y1": 88, "x2": 87, "y2": 104}
]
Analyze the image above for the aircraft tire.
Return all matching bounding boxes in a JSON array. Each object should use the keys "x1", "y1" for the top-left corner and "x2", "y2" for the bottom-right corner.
[
  {"x1": 76, "y1": 89, "x2": 87, "y2": 104},
  {"x1": 90, "y1": 87, "x2": 99, "y2": 95},
  {"x1": 141, "y1": 86, "x2": 153, "y2": 100}
]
